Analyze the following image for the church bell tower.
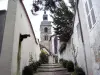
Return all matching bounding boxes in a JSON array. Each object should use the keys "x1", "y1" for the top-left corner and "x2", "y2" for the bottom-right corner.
[{"x1": 40, "y1": 11, "x2": 52, "y2": 50}]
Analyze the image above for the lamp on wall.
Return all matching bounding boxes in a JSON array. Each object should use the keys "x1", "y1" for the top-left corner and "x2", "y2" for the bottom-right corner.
[{"x1": 20, "y1": 34, "x2": 30, "y2": 42}]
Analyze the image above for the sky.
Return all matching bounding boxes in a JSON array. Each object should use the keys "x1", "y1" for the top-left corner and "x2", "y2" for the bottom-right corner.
[
  {"x1": 0, "y1": 0, "x2": 69, "y2": 39},
  {"x1": 23, "y1": 0, "x2": 53, "y2": 39},
  {"x1": 0, "y1": 0, "x2": 8, "y2": 10}
]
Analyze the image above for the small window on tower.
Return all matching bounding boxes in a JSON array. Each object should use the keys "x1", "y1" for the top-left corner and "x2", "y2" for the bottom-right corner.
[
  {"x1": 44, "y1": 27, "x2": 48, "y2": 33},
  {"x1": 44, "y1": 35, "x2": 48, "y2": 40},
  {"x1": 43, "y1": 16, "x2": 47, "y2": 20}
]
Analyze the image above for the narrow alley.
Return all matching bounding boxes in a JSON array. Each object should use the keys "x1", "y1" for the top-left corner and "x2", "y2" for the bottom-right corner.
[{"x1": 0, "y1": 0, "x2": 100, "y2": 75}]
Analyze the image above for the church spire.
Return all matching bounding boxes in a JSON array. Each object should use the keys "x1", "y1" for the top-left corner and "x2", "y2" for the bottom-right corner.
[{"x1": 43, "y1": 11, "x2": 48, "y2": 20}]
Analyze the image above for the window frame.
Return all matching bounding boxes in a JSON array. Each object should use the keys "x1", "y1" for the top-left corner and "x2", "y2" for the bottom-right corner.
[
  {"x1": 44, "y1": 27, "x2": 48, "y2": 33},
  {"x1": 85, "y1": 0, "x2": 96, "y2": 30},
  {"x1": 44, "y1": 35, "x2": 48, "y2": 41}
]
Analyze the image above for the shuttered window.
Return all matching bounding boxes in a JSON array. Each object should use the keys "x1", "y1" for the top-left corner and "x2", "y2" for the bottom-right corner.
[
  {"x1": 85, "y1": 2, "x2": 89, "y2": 15},
  {"x1": 88, "y1": 15, "x2": 92, "y2": 29},
  {"x1": 88, "y1": 0, "x2": 92, "y2": 9},
  {"x1": 85, "y1": 0, "x2": 96, "y2": 29},
  {"x1": 91, "y1": 8, "x2": 96, "y2": 25}
]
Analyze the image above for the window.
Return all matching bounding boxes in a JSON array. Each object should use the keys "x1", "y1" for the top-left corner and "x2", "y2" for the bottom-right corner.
[
  {"x1": 43, "y1": 16, "x2": 47, "y2": 20},
  {"x1": 88, "y1": 15, "x2": 92, "y2": 29},
  {"x1": 85, "y1": 2, "x2": 89, "y2": 15},
  {"x1": 88, "y1": 0, "x2": 92, "y2": 9},
  {"x1": 85, "y1": 0, "x2": 96, "y2": 29},
  {"x1": 91, "y1": 8, "x2": 96, "y2": 25},
  {"x1": 44, "y1": 27, "x2": 48, "y2": 33},
  {"x1": 44, "y1": 35, "x2": 48, "y2": 40}
]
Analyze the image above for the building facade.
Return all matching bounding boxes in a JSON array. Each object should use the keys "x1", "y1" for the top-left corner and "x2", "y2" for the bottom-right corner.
[
  {"x1": 60, "y1": 0, "x2": 100, "y2": 75},
  {"x1": 0, "y1": 0, "x2": 41, "y2": 75},
  {"x1": 40, "y1": 11, "x2": 52, "y2": 51}
]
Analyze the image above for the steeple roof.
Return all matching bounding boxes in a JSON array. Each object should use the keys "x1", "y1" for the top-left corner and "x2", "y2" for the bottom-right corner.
[{"x1": 43, "y1": 11, "x2": 48, "y2": 20}]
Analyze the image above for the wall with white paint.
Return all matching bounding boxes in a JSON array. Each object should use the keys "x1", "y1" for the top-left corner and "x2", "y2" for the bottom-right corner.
[
  {"x1": 12, "y1": 1, "x2": 41, "y2": 75},
  {"x1": 0, "y1": 0, "x2": 41, "y2": 75}
]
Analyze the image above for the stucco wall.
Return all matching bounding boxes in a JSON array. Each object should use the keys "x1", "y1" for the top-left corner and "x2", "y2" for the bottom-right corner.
[
  {"x1": 0, "y1": 0, "x2": 40, "y2": 75},
  {"x1": 11, "y1": 1, "x2": 41, "y2": 75},
  {"x1": 84, "y1": 0, "x2": 100, "y2": 75},
  {"x1": 60, "y1": 0, "x2": 93, "y2": 75},
  {"x1": 80, "y1": 0, "x2": 100, "y2": 75},
  {"x1": 60, "y1": 0, "x2": 100, "y2": 75},
  {"x1": 0, "y1": 0, "x2": 18, "y2": 75},
  {"x1": 78, "y1": 0, "x2": 93, "y2": 75}
]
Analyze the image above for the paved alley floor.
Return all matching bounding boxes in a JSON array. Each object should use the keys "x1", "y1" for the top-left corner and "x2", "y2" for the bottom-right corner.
[
  {"x1": 34, "y1": 71, "x2": 70, "y2": 75},
  {"x1": 34, "y1": 64, "x2": 71, "y2": 75}
]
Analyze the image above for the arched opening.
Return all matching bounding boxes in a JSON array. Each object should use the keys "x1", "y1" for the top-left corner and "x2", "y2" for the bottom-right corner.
[
  {"x1": 44, "y1": 27, "x2": 48, "y2": 33},
  {"x1": 44, "y1": 35, "x2": 48, "y2": 40}
]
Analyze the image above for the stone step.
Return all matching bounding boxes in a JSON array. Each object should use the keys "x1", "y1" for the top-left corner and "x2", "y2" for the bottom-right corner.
[
  {"x1": 34, "y1": 71, "x2": 71, "y2": 75},
  {"x1": 54, "y1": 71, "x2": 71, "y2": 75},
  {"x1": 39, "y1": 65, "x2": 62, "y2": 68},
  {"x1": 41, "y1": 64, "x2": 61, "y2": 66},
  {"x1": 37, "y1": 68, "x2": 67, "y2": 72}
]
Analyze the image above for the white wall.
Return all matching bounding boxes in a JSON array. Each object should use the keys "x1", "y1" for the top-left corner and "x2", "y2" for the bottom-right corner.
[
  {"x1": 60, "y1": 0, "x2": 100, "y2": 75},
  {"x1": 11, "y1": 1, "x2": 41, "y2": 75},
  {"x1": 0, "y1": 0, "x2": 18, "y2": 75},
  {"x1": 84, "y1": 0, "x2": 100, "y2": 75},
  {"x1": 60, "y1": 0, "x2": 93, "y2": 75},
  {"x1": 0, "y1": 0, "x2": 40, "y2": 75}
]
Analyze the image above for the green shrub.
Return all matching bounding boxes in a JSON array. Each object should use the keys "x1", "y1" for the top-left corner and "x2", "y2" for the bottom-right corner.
[
  {"x1": 59, "y1": 58, "x2": 64, "y2": 63},
  {"x1": 29, "y1": 61, "x2": 41, "y2": 73},
  {"x1": 36, "y1": 61, "x2": 41, "y2": 66},
  {"x1": 72, "y1": 71, "x2": 77, "y2": 75},
  {"x1": 62, "y1": 60, "x2": 68, "y2": 68},
  {"x1": 22, "y1": 60, "x2": 42, "y2": 75},
  {"x1": 22, "y1": 66, "x2": 33, "y2": 75},
  {"x1": 74, "y1": 67, "x2": 85, "y2": 75},
  {"x1": 40, "y1": 52, "x2": 48, "y2": 64},
  {"x1": 67, "y1": 61, "x2": 74, "y2": 72},
  {"x1": 29, "y1": 62, "x2": 37, "y2": 72}
]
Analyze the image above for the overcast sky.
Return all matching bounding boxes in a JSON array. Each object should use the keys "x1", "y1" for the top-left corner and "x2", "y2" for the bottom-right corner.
[
  {"x1": 0, "y1": 0, "x2": 69, "y2": 39},
  {"x1": 23, "y1": 0, "x2": 53, "y2": 39}
]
